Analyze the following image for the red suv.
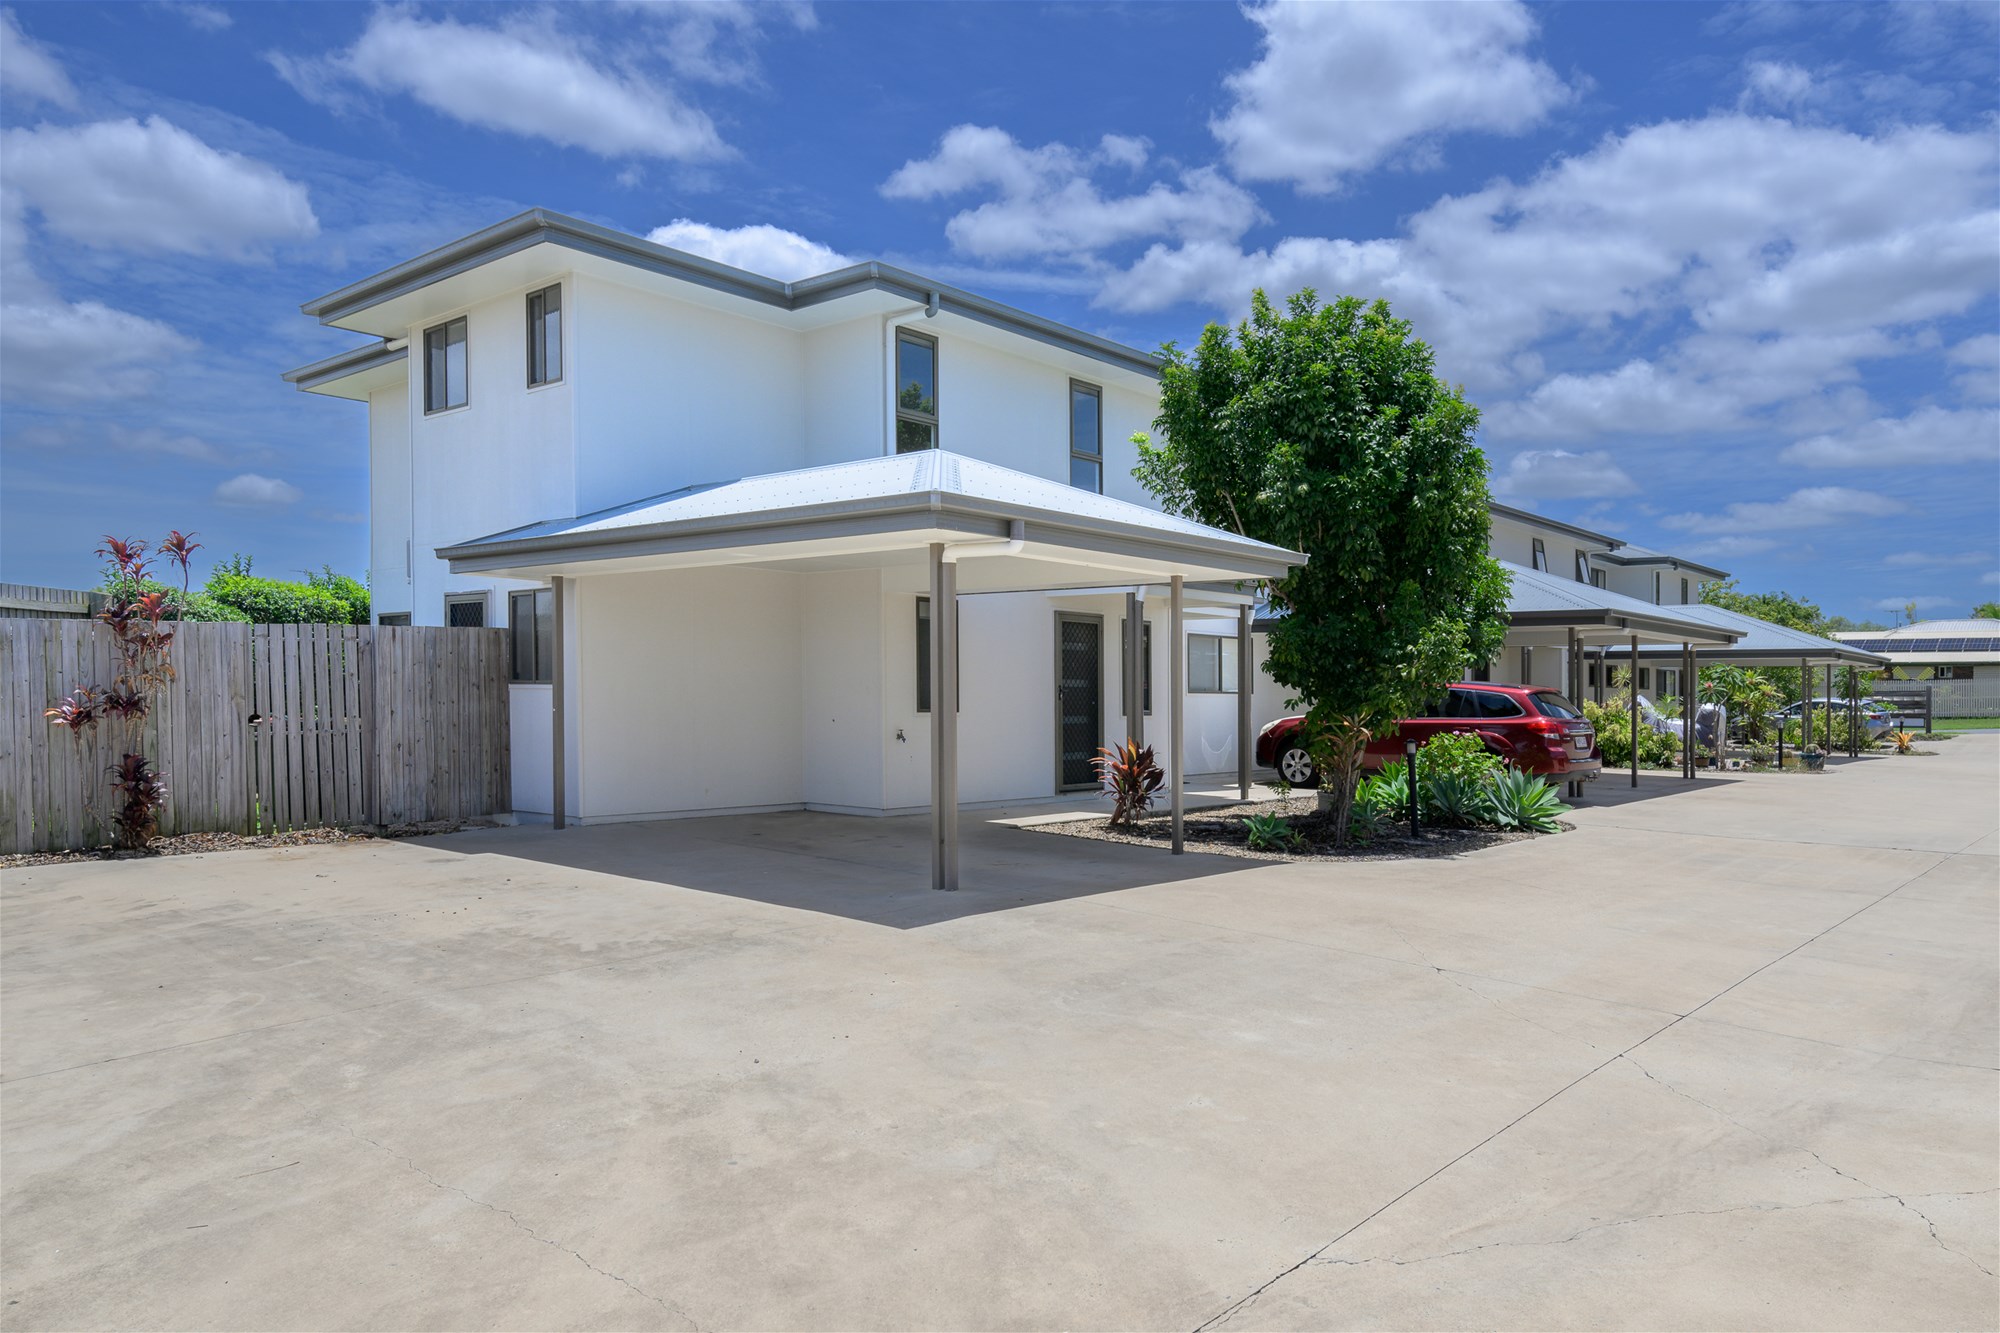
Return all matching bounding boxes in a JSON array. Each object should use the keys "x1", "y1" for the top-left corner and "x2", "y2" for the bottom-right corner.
[{"x1": 1254, "y1": 684, "x2": 1602, "y2": 786}]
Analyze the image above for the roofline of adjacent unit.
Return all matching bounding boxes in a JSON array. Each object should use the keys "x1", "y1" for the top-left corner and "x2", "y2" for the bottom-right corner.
[{"x1": 298, "y1": 208, "x2": 1165, "y2": 379}]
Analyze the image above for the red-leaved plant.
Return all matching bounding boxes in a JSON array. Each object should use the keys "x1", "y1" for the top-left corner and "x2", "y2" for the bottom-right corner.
[
  {"x1": 43, "y1": 532, "x2": 200, "y2": 850},
  {"x1": 1092, "y1": 739, "x2": 1166, "y2": 828}
]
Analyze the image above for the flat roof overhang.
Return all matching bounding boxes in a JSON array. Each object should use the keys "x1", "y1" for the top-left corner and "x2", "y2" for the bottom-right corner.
[
  {"x1": 1590, "y1": 550, "x2": 1731, "y2": 579},
  {"x1": 440, "y1": 496, "x2": 1304, "y2": 594},
  {"x1": 1596, "y1": 642, "x2": 1892, "y2": 669},
  {"x1": 281, "y1": 340, "x2": 408, "y2": 400},
  {"x1": 1506, "y1": 609, "x2": 1740, "y2": 647}
]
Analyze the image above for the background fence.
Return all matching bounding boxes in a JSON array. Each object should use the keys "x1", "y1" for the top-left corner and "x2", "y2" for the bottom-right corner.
[{"x1": 1, "y1": 621, "x2": 511, "y2": 854}]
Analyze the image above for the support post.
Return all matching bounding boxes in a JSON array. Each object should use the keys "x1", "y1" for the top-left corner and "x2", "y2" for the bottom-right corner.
[
  {"x1": 1237, "y1": 603, "x2": 1253, "y2": 800},
  {"x1": 1801, "y1": 656, "x2": 1812, "y2": 750},
  {"x1": 1848, "y1": 667, "x2": 1858, "y2": 757},
  {"x1": 1629, "y1": 633, "x2": 1639, "y2": 789},
  {"x1": 1125, "y1": 590, "x2": 1143, "y2": 749},
  {"x1": 942, "y1": 557, "x2": 959, "y2": 886},
  {"x1": 551, "y1": 576, "x2": 567, "y2": 831},
  {"x1": 1170, "y1": 575, "x2": 1184, "y2": 854},
  {"x1": 1685, "y1": 642, "x2": 1697, "y2": 779},
  {"x1": 1566, "y1": 630, "x2": 1582, "y2": 801},
  {"x1": 928, "y1": 544, "x2": 957, "y2": 891},
  {"x1": 1825, "y1": 665, "x2": 1835, "y2": 757}
]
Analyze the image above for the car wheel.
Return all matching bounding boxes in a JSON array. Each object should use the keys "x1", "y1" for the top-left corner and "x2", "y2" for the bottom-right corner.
[{"x1": 1278, "y1": 745, "x2": 1317, "y2": 786}]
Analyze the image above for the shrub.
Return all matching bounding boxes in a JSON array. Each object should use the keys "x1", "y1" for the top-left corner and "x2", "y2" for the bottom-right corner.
[
  {"x1": 1243, "y1": 813, "x2": 1302, "y2": 852},
  {"x1": 1484, "y1": 769, "x2": 1570, "y2": 833},
  {"x1": 1581, "y1": 697, "x2": 1680, "y2": 768},
  {"x1": 1416, "y1": 732, "x2": 1503, "y2": 785},
  {"x1": 1092, "y1": 740, "x2": 1165, "y2": 827}
]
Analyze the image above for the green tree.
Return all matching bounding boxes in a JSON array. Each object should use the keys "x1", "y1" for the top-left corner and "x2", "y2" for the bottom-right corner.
[
  {"x1": 1972, "y1": 601, "x2": 2000, "y2": 620},
  {"x1": 118, "y1": 553, "x2": 372, "y2": 625},
  {"x1": 1699, "y1": 579, "x2": 1823, "y2": 633},
  {"x1": 1136, "y1": 290, "x2": 1509, "y2": 843},
  {"x1": 1822, "y1": 615, "x2": 1887, "y2": 633}
]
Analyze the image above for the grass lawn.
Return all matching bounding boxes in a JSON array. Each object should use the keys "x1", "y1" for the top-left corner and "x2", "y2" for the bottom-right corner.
[{"x1": 1930, "y1": 715, "x2": 2000, "y2": 731}]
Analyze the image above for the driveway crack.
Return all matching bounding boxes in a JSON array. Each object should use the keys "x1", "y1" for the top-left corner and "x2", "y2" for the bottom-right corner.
[{"x1": 293, "y1": 1097, "x2": 702, "y2": 1329}]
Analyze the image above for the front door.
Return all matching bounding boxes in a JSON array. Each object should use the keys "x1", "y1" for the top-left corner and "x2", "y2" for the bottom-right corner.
[{"x1": 1055, "y1": 613, "x2": 1103, "y2": 790}]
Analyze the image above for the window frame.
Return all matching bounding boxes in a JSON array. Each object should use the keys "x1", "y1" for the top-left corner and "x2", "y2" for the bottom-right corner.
[
  {"x1": 444, "y1": 591, "x2": 487, "y2": 628},
  {"x1": 377, "y1": 612, "x2": 411, "y2": 628},
  {"x1": 1574, "y1": 549, "x2": 1590, "y2": 583},
  {"x1": 1068, "y1": 379, "x2": 1103, "y2": 493},
  {"x1": 1680, "y1": 576, "x2": 1690, "y2": 605},
  {"x1": 508, "y1": 588, "x2": 554, "y2": 683},
  {"x1": 894, "y1": 327, "x2": 939, "y2": 454},
  {"x1": 423, "y1": 316, "x2": 469, "y2": 414},
  {"x1": 526, "y1": 283, "x2": 562, "y2": 388},
  {"x1": 1186, "y1": 633, "x2": 1239, "y2": 695},
  {"x1": 1531, "y1": 537, "x2": 1549, "y2": 572},
  {"x1": 915, "y1": 595, "x2": 960, "y2": 712},
  {"x1": 1122, "y1": 617, "x2": 1153, "y2": 714},
  {"x1": 1591, "y1": 567, "x2": 1607, "y2": 589},
  {"x1": 1654, "y1": 571, "x2": 1663, "y2": 604}
]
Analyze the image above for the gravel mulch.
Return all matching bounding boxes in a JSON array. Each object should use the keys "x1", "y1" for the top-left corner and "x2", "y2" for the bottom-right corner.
[
  {"x1": 1, "y1": 818, "x2": 505, "y2": 869},
  {"x1": 1022, "y1": 797, "x2": 1552, "y2": 862}
]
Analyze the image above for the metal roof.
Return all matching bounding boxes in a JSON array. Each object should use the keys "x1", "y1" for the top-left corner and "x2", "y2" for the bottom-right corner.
[
  {"x1": 1588, "y1": 541, "x2": 1729, "y2": 579},
  {"x1": 1597, "y1": 603, "x2": 1889, "y2": 667},
  {"x1": 439, "y1": 451, "x2": 1306, "y2": 584},
  {"x1": 1499, "y1": 561, "x2": 1740, "y2": 644}
]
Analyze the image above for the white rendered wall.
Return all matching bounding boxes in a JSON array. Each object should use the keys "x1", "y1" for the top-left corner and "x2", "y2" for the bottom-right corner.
[
  {"x1": 800, "y1": 569, "x2": 886, "y2": 812},
  {"x1": 802, "y1": 321, "x2": 886, "y2": 467},
  {"x1": 570, "y1": 568, "x2": 804, "y2": 820},
  {"x1": 509, "y1": 684, "x2": 554, "y2": 814},
  {"x1": 367, "y1": 382, "x2": 412, "y2": 618}
]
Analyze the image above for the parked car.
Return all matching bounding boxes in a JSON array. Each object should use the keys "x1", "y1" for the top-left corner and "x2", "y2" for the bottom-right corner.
[
  {"x1": 1254, "y1": 683, "x2": 1603, "y2": 785},
  {"x1": 1773, "y1": 698, "x2": 1897, "y2": 742}
]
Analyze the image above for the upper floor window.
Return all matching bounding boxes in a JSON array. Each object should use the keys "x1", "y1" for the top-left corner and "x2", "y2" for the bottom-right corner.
[
  {"x1": 1069, "y1": 380, "x2": 1102, "y2": 492},
  {"x1": 895, "y1": 329, "x2": 937, "y2": 453},
  {"x1": 1574, "y1": 549, "x2": 1590, "y2": 583},
  {"x1": 1531, "y1": 537, "x2": 1548, "y2": 572},
  {"x1": 1680, "y1": 577, "x2": 1690, "y2": 604},
  {"x1": 424, "y1": 317, "x2": 467, "y2": 413},
  {"x1": 526, "y1": 284, "x2": 562, "y2": 387},
  {"x1": 1591, "y1": 567, "x2": 1606, "y2": 589},
  {"x1": 1653, "y1": 571, "x2": 1664, "y2": 604}
]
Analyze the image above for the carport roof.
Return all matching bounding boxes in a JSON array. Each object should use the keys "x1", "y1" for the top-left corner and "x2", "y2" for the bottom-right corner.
[
  {"x1": 1596, "y1": 603, "x2": 1890, "y2": 668},
  {"x1": 438, "y1": 451, "x2": 1307, "y2": 588},
  {"x1": 1500, "y1": 562, "x2": 1740, "y2": 645}
]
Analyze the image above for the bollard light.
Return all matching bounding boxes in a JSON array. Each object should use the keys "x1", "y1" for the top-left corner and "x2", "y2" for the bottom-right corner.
[{"x1": 1404, "y1": 738, "x2": 1420, "y2": 837}]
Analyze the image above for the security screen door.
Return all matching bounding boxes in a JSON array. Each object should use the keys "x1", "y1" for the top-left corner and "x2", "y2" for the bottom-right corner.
[{"x1": 1056, "y1": 613, "x2": 1103, "y2": 790}]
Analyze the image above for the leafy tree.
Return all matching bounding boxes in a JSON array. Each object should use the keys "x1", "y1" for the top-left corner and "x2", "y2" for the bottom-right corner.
[
  {"x1": 1822, "y1": 614, "x2": 1887, "y2": 633},
  {"x1": 1973, "y1": 601, "x2": 2000, "y2": 620},
  {"x1": 102, "y1": 552, "x2": 370, "y2": 624},
  {"x1": 1699, "y1": 579, "x2": 1823, "y2": 633},
  {"x1": 1136, "y1": 290, "x2": 1509, "y2": 844}
]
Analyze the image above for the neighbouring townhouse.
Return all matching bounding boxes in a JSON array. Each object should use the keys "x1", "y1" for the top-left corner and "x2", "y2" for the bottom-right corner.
[
  {"x1": 1831, "y1": 620, "x2": 2000, "y2": 717},
  {"x1": 284, "y1": 210, "x2": 1876, "y2": 867}
]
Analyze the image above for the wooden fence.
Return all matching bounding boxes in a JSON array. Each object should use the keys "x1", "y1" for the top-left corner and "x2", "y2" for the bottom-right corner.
[{"x1": 0, "y1": 621, "x2": 511, "y2": 854}]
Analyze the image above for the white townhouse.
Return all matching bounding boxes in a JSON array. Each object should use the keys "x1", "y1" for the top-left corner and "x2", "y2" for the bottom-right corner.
[{"x1": 285, "y1": 210, "x2": 1302, "y2": 881}]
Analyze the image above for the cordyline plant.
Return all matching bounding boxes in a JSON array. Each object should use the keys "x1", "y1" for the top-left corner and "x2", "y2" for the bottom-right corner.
[
  {"x1": 43, "y1": 531, "x2": 200, "y2": 850},
  {"x1": 1136, "y1": 291, "x2": 1510, "y2": 846},
  {"x1": 1092, "y1": 740, "x2": 1165, "y2": 827}
]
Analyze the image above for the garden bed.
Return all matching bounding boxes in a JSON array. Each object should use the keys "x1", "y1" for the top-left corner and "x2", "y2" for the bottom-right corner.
[
  {"x1": 0, "y1": 817, "x2": 508, "y2": 869},
  {"x1": 1023, "y1": 797, "x2": 1557, "y2": 862}
]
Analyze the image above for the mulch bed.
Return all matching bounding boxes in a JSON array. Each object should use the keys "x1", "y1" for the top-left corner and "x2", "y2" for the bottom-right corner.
[
  {"x1": 1, "y1": 818, "x2": 504, "y2": 869},
  {"x1": 1023, "y1": 797, "x2": 1552, "y2": 863}
]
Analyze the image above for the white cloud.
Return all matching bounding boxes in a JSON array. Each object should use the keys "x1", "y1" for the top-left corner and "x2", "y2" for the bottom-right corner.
[
  {"x1": 1779, "y1": 405, "x2": 2000, "y2": 468},
  {"x1": 214, "y1": 474, "x2": 303, "y2": 507},
  {"x1": 1983, "y1": 571, "x2": 2000, "y2": 587},
  {"x1": 1662, "y1": 486, "x2": 1904, "y2": 535},
  {"x1": 1739, "y1": 59, "x2": 1815, "y2": 111},
  {"x1": 882, "y1": 125, "x2": 1261, "y2": 261},
  {"x1": 12, "y1": 422, "x2": 224, "y2": 462},
  {"x1": 1212, "y1": 0, "x2": 1572, "y2": 193},
  {"x1": 271, "y1": 10, "x2": 728, "y2": 162},
  {"x1": 1, "y1": 117, "x2": 318, "y2": 257},
  {"x1": 0, "y1": 299, "x2": 193, "y2": 404},
  {"x1": 1881, "y1": 550, "x2": 1991, "y2": 568},
  {"x1": 1684, "y1": 535, "x2": 1779, "y2": 560},
  {"x1": 0, "y1": 9, "x2": 77, "y2": 109},
  {"x1": 1491, "y1": 449, "x2": 1637, "y2": 500},
  {"x1": 1947, "y1": 333, "x2": 1999, "y2": 404},
  {"x1": 1871, "y1": 595, "x2": 1953, "y2": 612},
  {"x1": 647, "y1": 218, "x2": 851, "y2": 281},
  {"x1": 623, "y1": 0, "x2": 817, "y2": 87},
  {"x1": 160, "y1": 2, "x2": 231, "y2": 31}
]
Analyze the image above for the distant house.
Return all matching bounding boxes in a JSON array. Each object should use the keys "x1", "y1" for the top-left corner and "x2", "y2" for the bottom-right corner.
[{"x1": 1831, "y1": 620, "x2": 2000, "y2": 717}]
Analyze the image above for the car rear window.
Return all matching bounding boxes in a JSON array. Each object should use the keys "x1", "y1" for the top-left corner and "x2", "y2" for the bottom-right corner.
[
  {"x1": 1450, "y1": 688, "x2": 1524, "y2": 718},
  {"x1": 1533, "y1": 692, "x2": 1584, "y2": 719}
]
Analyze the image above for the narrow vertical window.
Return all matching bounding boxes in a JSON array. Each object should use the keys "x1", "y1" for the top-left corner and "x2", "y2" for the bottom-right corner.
[
  {"x1": 895, "y1": 329, "x2": 937, "y2": 453},
  {"x1": 424, "y1": 317, "x2": 467, "y2": 413},
  {"x1": 1681, "y1": 577, "x2": 1690, "y2": 604},
  {"x1": 1520, "y1": 646, "x2": 1533, "y2": 683},
  {"x1": 1654, "y1": 571, "x2": 1663, "y2": 604},
  {"x1": 1531, "y1": 537, "x2": 1548, "y2": 572},
  {"x1": 1574, "y1": 549, "x2": 1590, "y2": 583},
  {"x1": 527, "y1": 284, "x2": 562, "y2": 387},
  {"x1": 1069, "y1": 380, "x2": 1102, "y2": 492},
  {"x1": 915, "y1": 596, "x2": 957, "y2": 710},
  {"x1": 510, "y1": 588, "x2": 554, "y2": 682},
  {"x1": 1591, "y1": 567, "x2": 1607, "y2": 589}
]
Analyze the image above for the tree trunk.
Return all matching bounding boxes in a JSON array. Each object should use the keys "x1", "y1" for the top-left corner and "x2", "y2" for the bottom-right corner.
[{"x1": 1310, "y1": 713, "x2": 1370, "y2": 848}]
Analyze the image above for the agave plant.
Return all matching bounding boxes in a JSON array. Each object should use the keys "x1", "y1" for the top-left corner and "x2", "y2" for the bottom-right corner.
[
  {"x1": 107, "y1": 753, "x2": 168, "y2": 851},
  {"x1": 1092, "y1": 739, "x2": 1165, "y2": 827},
  {"x1": 1420, "y1": 772, "x2": 1495, "y2": 827},
  {"x1": 1483, "y1": 769, "x2": 1571, "y2": 834},
  {"x1": 1243, "y1": 812, "x2": 1301, "y2": 852}
]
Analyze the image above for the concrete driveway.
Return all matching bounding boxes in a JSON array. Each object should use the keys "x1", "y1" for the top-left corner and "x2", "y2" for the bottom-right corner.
[{"x1": 3, "y1": 740, "x2": 1995, "y2": 1331}]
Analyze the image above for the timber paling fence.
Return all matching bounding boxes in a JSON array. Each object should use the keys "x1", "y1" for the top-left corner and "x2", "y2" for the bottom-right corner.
[{"x1": 0, "y1": 621, "x2": 511, "y2": 854}]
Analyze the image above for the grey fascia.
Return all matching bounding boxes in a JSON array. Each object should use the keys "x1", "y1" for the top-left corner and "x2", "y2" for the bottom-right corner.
[
  {"x1": 1507, "y1": 607, "x2": 1741, "y2": 645},
  {"x1": 301, "y1": 208, "x2": 1165, "y2": 380},
  {"x1": 1589, "y1": 549, "x2": 1730, "y2": 579},
  {"x1": 280, "y1": 339, "x2": 408, "y2": 390},
  {"x1": 1488, "y1": 502, "x2": 1620, "y2": 548}
]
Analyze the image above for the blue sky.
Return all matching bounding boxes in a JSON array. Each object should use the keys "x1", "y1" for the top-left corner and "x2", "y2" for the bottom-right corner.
[{"x1": 2, "y1": 0, "x2": 1994, "y2": 622}]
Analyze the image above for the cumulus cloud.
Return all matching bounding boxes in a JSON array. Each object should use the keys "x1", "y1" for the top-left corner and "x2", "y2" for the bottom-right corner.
[
  {"x1": 270, "y1": 10, "x2": 728, "y2": 162},
  {"x1": 1739, "y1": 59, "x2": 1815, "y2": 111},
  {"x1": 1947, "y1": 333, "x2": 1999, "y2": 404},
  {"x1": 1491, "y1": 449, "x2": 1638, "y2": 500},
  {"x1": 626, "y1": 0, "x2": 817, "y2": 87},
  {"x1": 0, "y1": 299, "x2": 193, "y2": 404},
  {"x1": 647, "y1": 218, "x2": 851, "y2": 281},
  {"x1": 1, "y1": 117, "x2": 318, "y2": 257},
  {"x1": 0, "y1": 9, "x2": 77, "y2": 109},
  {"x1": 1212, "y1": 0, "x2": 1572, "y2": 192},
  {"x1": 1871, "y1": 595, "x2": 1953, "y2": 612},
  {"x1": 214, "y1": 473, "x2": 304, "y2": 507},
  {"x1": 1779, "y1": 405, "x2": 2000, "y2": 468},
  {"x1": 882, "y1": 125, "x2": 1262, "y2": 261},
  {"x1": 1662, "y1": 486, "x2": 1904, "y2": 535}
]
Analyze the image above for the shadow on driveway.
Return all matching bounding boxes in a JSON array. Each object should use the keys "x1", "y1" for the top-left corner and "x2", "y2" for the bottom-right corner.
[{"x1": 421, "y1": 807, "x2": 1267, "y2": 929}]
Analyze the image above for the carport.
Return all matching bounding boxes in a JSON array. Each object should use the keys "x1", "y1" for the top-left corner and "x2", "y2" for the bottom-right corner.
[
  {"x1": 439, "y1": 450, "x2": 1305, "y2": 890},
  {"x1": 1499, "y1": 562, "x2": 1741, "y2": 786},
  {"x1": 1598, "y1": 603, "x2": 1891, "y2": 754}
]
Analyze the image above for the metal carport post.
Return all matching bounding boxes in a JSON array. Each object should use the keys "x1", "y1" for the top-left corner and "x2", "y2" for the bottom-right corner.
[{"x1": 929, "y1": 543, "x2": 959, "y2": 892}]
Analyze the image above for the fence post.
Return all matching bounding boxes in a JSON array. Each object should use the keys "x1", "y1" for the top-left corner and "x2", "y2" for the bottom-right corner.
[{"x1": 357, "y1": 628, "x2": 380, "y2": 827}]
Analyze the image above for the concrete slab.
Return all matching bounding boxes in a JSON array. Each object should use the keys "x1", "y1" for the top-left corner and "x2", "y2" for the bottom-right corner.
[{"x1": 4, "y1": 737, "x2": 1995, "y2": 1330}]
